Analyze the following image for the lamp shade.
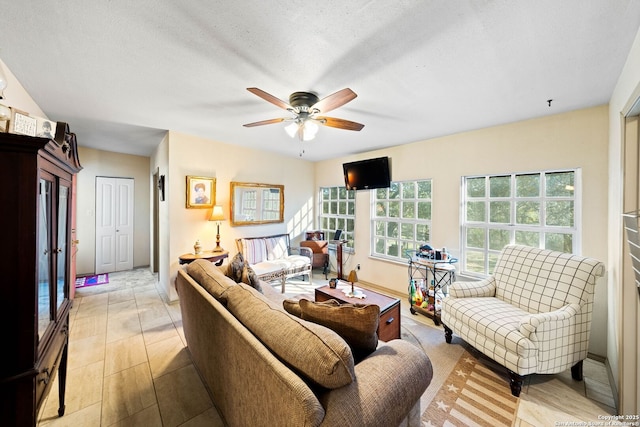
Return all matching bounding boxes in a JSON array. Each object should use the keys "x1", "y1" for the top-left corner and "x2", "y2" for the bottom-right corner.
[
  {"x1": 209, "y1": 205, "x2": 225, "y2": 222},
  {"x1": 347, "y1": 269, "x2": 358, "y2": 283},
  {"x1": 284, "y1": 120, "x2": 319, "y2": 141}
]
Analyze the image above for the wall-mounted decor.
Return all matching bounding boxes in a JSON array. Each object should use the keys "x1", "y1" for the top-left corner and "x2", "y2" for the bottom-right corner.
[
  {"x1": 230, "y1": 182, "x2": 284, "y2": 226},
  {"x1": 186, "y1": 175, "x2": 215, "y2": 209},
  {"x1": 158, "y1": 174, "x2": 165, "y2": 202}
]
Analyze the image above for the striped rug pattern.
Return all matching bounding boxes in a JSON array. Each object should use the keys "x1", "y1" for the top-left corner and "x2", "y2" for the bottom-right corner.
[{"x1": 421, "y1": 349, "x2": 519, "y2": 427}]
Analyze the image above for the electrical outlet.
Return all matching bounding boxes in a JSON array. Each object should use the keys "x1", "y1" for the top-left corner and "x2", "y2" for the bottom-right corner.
[{"x1": 357, "y1": 264, "x2": 361, "y2": 270}]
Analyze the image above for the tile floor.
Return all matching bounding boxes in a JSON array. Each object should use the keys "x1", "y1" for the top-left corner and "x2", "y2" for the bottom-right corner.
[{"x1": 36, "y1": 267, "x2": 617, "y2": 426}]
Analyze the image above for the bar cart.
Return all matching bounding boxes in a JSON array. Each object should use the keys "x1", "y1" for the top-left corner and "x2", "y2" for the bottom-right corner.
[{"x1": 406, "y1": 249, "x2": 457, "y2": 325}]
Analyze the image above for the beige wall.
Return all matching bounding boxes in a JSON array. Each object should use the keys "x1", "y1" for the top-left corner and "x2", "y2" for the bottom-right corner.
[
  {"x1": 0, "y1": 58, "x2": 46, "y2": 119},
  {"x1": 75, "y1": 147, "x2": 151, "y2": 275},
  {"x1": 157, "y1": 131, "x2": 316, "y2": 301},
  {"x1": 315, "y1": 105, "x2": 610, "y2": 357}
]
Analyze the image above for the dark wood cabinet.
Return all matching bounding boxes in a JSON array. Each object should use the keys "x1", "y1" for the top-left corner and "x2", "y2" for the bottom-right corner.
[{"x1": 0, "y1": 130, "x2": 81, "y2": 425}]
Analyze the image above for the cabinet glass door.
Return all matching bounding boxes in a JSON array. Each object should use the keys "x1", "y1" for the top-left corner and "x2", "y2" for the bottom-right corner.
[
  {"x1": 37, "y1": 178, "x2": 52, "y2": 342},
  {"x1": 56, "y1": 184, "x2": 69, "y2": 312}
]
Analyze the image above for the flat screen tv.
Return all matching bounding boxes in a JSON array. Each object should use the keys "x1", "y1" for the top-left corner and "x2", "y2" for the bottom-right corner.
[{"x1": 343, "y1": 156, "x2": 391, "y2": 190}]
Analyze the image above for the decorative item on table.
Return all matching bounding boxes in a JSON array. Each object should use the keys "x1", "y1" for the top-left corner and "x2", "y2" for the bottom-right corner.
[
  {"x1": 7, "y1": 108, "x2": 36, "y2": 136},
  {"x1": 418, "y1": 244, "x2": 434, "y2": 259},
  {"x1": 343, "y1": 269, "x2": 365, "y2": 298},
  {"x1": 209, "y1": 205, "x2": 225, "y2": 252},
  {"x1": 329, "y1": 278, "x2": 338, "y2": 289},
  {"x1": 194, "y1": 239, "x2": 202, "y2": 255}
]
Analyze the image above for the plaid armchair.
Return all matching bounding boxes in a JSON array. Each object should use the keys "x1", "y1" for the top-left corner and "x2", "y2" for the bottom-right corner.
[{"x1": 441, "y1": 245, "x2": 605, "y2": 396}]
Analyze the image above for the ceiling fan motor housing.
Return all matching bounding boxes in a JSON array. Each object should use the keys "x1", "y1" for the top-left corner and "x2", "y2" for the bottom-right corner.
[{"x1": 289, "y1": 92, "x2": 319, "y2": 112}]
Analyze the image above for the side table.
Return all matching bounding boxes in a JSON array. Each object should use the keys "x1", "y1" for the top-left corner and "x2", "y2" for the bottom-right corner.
[{"x1": 179, "y1": 250, "x2": 229, "y2": 266}]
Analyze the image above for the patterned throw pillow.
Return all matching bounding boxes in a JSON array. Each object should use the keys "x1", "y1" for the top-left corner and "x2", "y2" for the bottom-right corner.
[
  {"x1": 227, "y1": 252, "x2": 245, "y2": 283},
  {"x1": 297, "y1": 299, "x2": 381, "y2": 363},
  {"x1": 241, "y1": 261, "x2": 262, "y2": 293}
]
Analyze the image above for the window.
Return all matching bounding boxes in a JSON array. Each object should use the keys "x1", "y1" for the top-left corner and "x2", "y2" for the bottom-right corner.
[
  {"x1": 319, "y1": 186, "x2": 355, "y2": 250},
  {"x1": 372, "y1": 180, "x2": 432, "y2": 261},
  {"x1": 239, "y1": 188, "x2": 280, "y2": 221},
  {"x1": 462, "y1": 169, "x2": 579, "y2": 276},
  {"x1": 261, "y1": 188, "x2": 280, "y2": 220}
]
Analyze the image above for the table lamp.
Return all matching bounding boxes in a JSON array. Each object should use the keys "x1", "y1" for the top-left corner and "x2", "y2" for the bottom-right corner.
[
  {"x1": 345, "y1": 269, "x2": 363, "y2": 298},
  {"x1": 209, "y1": 205, "x2": 225, "y2": 252}
]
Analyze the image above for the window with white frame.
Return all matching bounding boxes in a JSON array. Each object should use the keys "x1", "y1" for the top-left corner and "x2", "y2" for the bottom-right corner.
[
  {"x1": 462, "y1": 169, "x2": 579, "y2": 276},
  {"x1": 372, "y1": 180, "x2": 432, "y2": 261},
  {"x1": 261, "y1": 188, "x2": 280, "y2": 220},
  {"x1": 319, "y1": 186, "x2": 355, "y2": 250}
]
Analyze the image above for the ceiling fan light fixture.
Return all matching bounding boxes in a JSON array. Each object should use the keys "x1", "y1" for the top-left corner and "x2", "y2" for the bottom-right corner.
[
  {"x1": 284, "y1": 119, "x2": 319, "y2": 141},
  {"x1": 284, "y1": 121, "x2": 299, "y2": 138},
  {"x1": 302, "y1": 120, "x2": 319, "y2": 141}
]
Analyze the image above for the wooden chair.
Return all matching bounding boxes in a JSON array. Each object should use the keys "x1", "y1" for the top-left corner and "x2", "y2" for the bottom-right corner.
[{"x1": 300, "y1": 240, "x2": 329, "y2": 279}]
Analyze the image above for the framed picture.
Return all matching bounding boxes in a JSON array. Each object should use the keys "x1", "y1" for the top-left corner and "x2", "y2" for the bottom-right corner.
[
  {"x1": 35, "y1": 118, "x2": 56, "y2": 140},
  {"x1": 186, "y1": 175, "x2": 215, "y2": 209},
  {"x1": 8, "y1": 109, "x2": 37, "y2": 137}
]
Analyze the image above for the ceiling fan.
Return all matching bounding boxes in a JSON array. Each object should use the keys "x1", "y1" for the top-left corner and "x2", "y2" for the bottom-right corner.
[{"x1": 243, "y1": 87, "x2": 364, "y2": 142}]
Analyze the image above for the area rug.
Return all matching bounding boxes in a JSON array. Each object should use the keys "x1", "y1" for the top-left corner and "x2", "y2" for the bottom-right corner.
[
  {"x1": 75, "y1": 273, "x2": 109, "y2": 288},
  {"x1": 420, "y1": 347, "x2": 519, "y2": 427}
]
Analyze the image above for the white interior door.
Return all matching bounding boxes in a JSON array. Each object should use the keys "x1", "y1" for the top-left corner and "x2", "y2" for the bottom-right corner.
[{"x1": 95, "y1": 177, "x2": 134, "y2": 274}]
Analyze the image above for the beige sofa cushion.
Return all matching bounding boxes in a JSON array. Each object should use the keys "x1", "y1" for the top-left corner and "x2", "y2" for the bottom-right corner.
[
  {"x1": 186, "y1": 259, "x2": 237, "y2": 301},
  {"x1": 226, "y1": 283, "x2": 355, "y2": 389},
  {"x1": 294, "y1": 298, "x2": 380, "y2": 363}
]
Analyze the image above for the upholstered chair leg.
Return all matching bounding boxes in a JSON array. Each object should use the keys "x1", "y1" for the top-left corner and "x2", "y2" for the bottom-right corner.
[
  {"x1": 571, "y1": 360, "x2": 584, "y2": 381},
  {"x1": 443, "y1": 324, "x2": 453, "y2": 344},
  {"x1": 281, "y1": 276, "x2": 286, "y2": 293},
  {"x1": 508, "y1": 370, "x2": 523, "y2": 397}
]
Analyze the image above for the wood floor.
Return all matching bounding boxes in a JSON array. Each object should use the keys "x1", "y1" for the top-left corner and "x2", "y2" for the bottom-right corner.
[{"x1": 36, "y1": 268, "x2": 616, "y2": 426}]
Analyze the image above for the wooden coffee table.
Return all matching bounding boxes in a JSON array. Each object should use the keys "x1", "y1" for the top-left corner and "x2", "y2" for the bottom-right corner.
[{"x1": 315, "y1": 282, "x2": 401, "y2": 342}]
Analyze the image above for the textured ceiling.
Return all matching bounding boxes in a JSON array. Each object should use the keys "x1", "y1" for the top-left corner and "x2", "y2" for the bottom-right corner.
[{"x1": 1, "y1": 1, "x2": 640, "y2": 161}]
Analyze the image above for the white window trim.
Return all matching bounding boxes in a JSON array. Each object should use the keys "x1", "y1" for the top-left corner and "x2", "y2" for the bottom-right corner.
[
  {"x1": 460, "y1": 168, "x2": 581, "y2": 278},
  {"x1": 371, "y1": 179, "x2": 433, "y2": 263},
  {"x1": 318, "y1": 186, "x2": 355, "y2": 251}
]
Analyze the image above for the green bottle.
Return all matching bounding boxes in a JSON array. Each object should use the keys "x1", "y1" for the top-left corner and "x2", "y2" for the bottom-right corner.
[{"x1": 409, "y1": 280, "x2": 417, "y2": 305}]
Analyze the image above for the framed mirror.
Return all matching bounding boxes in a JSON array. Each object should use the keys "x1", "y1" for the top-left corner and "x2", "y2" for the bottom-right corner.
[{"x1": 230, "y1": 182, "x2": 284, "y2": 226}]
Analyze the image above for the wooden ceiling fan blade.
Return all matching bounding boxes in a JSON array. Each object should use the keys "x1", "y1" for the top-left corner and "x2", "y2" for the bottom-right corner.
[
  {"x1": 243, "y1": 118, "x2": 286, "y2": 127},
  {"x1": 316, "y1": 116, "x2": 364, "y2": 131},
  {"x1": 246, "y1": 88, "x2": 291, "y2": 110},
  {"x1": 312, "y1": 88, "x2": 357, "y2": 114}
]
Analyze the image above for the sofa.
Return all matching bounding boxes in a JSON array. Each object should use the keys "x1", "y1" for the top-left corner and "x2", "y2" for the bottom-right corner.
[
  {"x1": 176, "y1": 259, "x2": 433, "y2": 427},
  {"x1": 441, "y1": 244, "x2": 605, "y2": 396},
  {"x1": 236, "y1": 233, "x2": 312, "y2": 292}
]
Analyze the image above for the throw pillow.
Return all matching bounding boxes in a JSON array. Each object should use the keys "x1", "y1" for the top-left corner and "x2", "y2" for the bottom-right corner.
[
  {"x1": 298, "y1": 298, "x2": 380, "y2": 363},
  {"x1": 241, "y1": 261, "x2": 262, "y2": 293},
  {"x1": 283, "y1": 298, "x2": 340, "y2": 319},
  {"x1": 227, "y1": 252, "x2": 245, "y2": 283},
  {"x1": 225, "y1": 284, "x2": 355, "y2": 389}
]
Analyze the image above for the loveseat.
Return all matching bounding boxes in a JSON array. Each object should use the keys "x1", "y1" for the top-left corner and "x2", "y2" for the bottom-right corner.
[
  {"x1": 176, "y1": 259, "x2": 433, "y2": 427},
  {"x1": 236, "y1": 233, "x2": 312, "y2": 292},
  {"x1": 441, "y1": 244, "x2": 605, "y2": 396}
]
